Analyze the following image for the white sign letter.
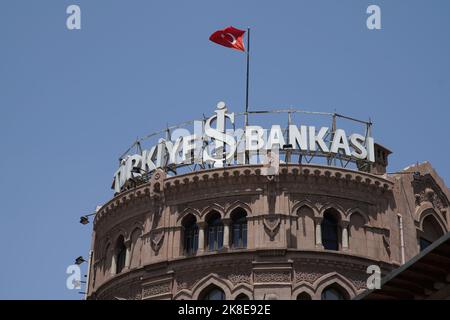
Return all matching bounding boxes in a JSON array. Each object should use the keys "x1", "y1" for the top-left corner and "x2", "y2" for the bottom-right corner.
[
  {"x1": 366, "y1": 265, "x2": 381, "y2": 289},
  {"x1": 366, "y1": 5, "x2": 381, "y2": 30},
  {"x1": 66, "y1": 5, "x2": 81, "y2": 30}
]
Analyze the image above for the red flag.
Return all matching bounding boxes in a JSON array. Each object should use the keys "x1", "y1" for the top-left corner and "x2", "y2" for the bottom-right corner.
[{"x1": 209, "y1": 26, "x2": 246, "y2": 52}]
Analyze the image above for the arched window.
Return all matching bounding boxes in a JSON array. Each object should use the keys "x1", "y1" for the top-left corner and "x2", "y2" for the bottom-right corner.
[
  {"x1": 199, "y1": 285, "x2": 226, "y2": 300},
  {"x1": 420, "y1": 214, "x2": 445, "y2": 251},
  {"x1": 321, "y1": 286, "x2": 347, "y2": 300},
  {"x1": 296, "y1": 292, "x2": 312, "y2": 300},
  {"x1": 115, "y1": 235, "x2": 126, "y2": 274},
  {"x1": 182, "y1": 214, "x2": 198, "y2": 255},
  {"x1": 321, "y1": 210, "x2": 339, "y2": 251},
  {"x1": 206, "y1": 211, "x2": 223, "y2": 251},
  {"x1": 235, "y1": 293, "x2": 250, "y2": 300},
  {"x1": 231, "y1": 208, "x2": 247, "y2": 249}
]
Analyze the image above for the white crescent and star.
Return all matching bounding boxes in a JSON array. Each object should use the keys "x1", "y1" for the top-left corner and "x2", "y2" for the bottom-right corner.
[{"x1": 221, "y1": 32, "x2": 237, "y2": 45}]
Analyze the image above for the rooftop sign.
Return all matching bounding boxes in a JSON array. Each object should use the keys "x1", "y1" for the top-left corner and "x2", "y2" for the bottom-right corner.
[{"x1": 112, "y1": 102, "x2": 375, "y2": 193}]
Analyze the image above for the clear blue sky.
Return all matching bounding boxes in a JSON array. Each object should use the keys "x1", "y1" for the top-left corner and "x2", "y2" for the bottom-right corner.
[{"x1": 1, "y1": 0, "x2": 449, "y2": 299}]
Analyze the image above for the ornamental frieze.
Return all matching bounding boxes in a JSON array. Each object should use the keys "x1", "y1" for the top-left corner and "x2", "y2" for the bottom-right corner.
[
  {"x1": 254, "y1": 271, "x2": 291, "y2": 283},
  {"x1": 142, "y1": 282, "x2": 171, "y2": 298},
  {"x1": 294, "y1": 272, "x2": 322, "y2": 284},
  {"x1": 228, "y1": 273, "x2": 251, "y2": 285}
]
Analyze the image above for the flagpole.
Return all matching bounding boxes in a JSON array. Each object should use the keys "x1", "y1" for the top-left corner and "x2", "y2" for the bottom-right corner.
[
  {"x1": 244, "y1": 28, "x2": 250, "y2": 166},
  {"x1": 245, "y1": 27, "x2": 250, "y2": 124}
]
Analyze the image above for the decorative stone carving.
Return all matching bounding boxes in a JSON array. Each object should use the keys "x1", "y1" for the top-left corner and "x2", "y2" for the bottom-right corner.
[
  {"x1": 254, "y1": 271, "x2": 291, "y2": 283},
  {"x1": 413, "y1": 175, "x2": 448, "y2": 211},
  {"x1": 263, "y1": 215, "x2": 281, "y2": 240},
  {"x1": 142, "y1": 282, "x2": 171, "y2": 298},
  {"x1": 352, "y1": 279, "x2": 367, "y2": 290},
  {"x1": 150, "y1": 230, "x2": 165, "y2": 254},
  {"x1": 294, "y1": 272, "x2": 322, "y2": 284},
  {"x1": 176, "y1": 279, "x2": 189, "y2": 290},
  {"x1": 228, "y1": 273, "x2": 251, "y2": 285}
]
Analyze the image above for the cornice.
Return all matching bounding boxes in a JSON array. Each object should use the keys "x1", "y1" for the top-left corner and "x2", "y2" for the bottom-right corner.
[{"x1": 93, "y1": 164, "x2": 393, "y2": 227}]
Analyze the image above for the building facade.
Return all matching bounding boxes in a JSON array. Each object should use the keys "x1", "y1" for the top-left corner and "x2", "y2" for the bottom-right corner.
[{"x1": 86, "y1": 153, "x2": 450, "y2": 300}]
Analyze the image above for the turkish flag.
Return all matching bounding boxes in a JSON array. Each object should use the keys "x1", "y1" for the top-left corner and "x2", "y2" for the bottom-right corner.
[{"x1": 209, "y1": 26, "x2": 246, "y2": 52}]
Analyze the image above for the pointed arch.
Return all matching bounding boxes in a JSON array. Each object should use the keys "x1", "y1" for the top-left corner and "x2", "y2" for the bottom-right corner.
[
  {"x1": 200, "y1": 204, "x2": 225, "y2": 221},
  {"x1": 319, "y1": 203, "x2": 345, "y2": 221},
  {"x1": 346, "y1": 208, "x2": 370, "y2": 226},
  {"x1": 418, "y1": 209, "x2": 447, "y2": 251},
  {"x1": 234, "y1": 293, "x2": 251, "y2": 300},
  {"x1": 418, "y1": 208, "x2": 447, "y2": 233},
  {"x1": 191, "y1": 274, "x2": 232, "y2": 300},
  {"x1": 314, "y1": 272, "x2": 357, "y2": 300},
  {"x1": 231, "y1": 284, "x2": 253, "y2": 300},
  {"x1": 112, "y1": 229, "x2": 128, "y2": 245},
  {"x1": 292, "y1": 282, "x2": 316, "y2": 300},
  {"x1": 130, "y1": 221, "x2": 144, "y2": 234},
  {"x1": 177, "y1": 208, "x2": 201, "y2": 226},
  {"x1": 292, "y1": 200, "x2": 319, "y2": 216},
  {"x1": 226, "y1": 200, "x2": 252, "y2": 218}
]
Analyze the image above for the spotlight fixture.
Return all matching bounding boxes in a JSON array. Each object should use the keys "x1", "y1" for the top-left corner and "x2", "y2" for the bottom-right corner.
[
  {"x1": 80, "y1": 216, "x2": 89, "y2": 225},
  {"x1": 75, "y1": 256, "x2": 87, "y2": 265},
  {"x1": 79, "y1": 210, "x2": 98, "y2": 225}
]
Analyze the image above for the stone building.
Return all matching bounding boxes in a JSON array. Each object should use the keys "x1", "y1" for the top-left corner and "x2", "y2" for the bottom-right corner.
[{"x1": 86, "y1": 147, "x2": 450, "y2": 300}]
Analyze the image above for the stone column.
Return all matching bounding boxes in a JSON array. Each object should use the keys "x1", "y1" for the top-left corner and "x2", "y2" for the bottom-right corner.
[
  {"x1": 314, "y1": 217, "x2": 323, "y2": 248},
  {"x1": 341, "y1": 221, "x2": 349, "y2": 251},
  {"x1": 124, "y1": 239, "x2": 132, "y2": 270},
  {"x1": 110, "y1": 253, "x2": 116, "y2": 275},
  {"x1": 222, "y1": 218, "x2": 231, "y2": 250},
  {"x1": 198, "y1": 222, "x2": 206, "y2": 254}
]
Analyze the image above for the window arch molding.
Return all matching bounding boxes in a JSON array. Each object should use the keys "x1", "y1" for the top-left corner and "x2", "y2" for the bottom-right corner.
[
  {"x1": 177, "y1": 208, "x2": 201, "y2": 227},
  {"x1": 417, "y1": 208, "x2": 447, "y2": 234},
  {"x1": 318, "y1": 204, "x2": 345, "y2": 221},
  {"x1": 292, "y1": 284, "x2": 315, "y2": 300},
  {"x1": 225, "y1": 201, "x2": 252, "y2": 219},
  {"x1": 417, "y1": 209, "x2": 447, "y2": 251},
  {"x1": 346, "y1": 208, "x2": 370, "y2": 227},
  {"x1": 200, "y1": 204, "x2": 225, "y2": 222},
  {"x1": 191, "y1": 274, "x2": 232, "y2": 300},
  {"x1": 314, "y1": 272, "x2": 356, "y2": 300},
  {"x1": 230, "y1": 285, "x2": 253, "y2": 300},
  {"x1": 292, "y1": 200, "x2": 319, "y2": 217}
]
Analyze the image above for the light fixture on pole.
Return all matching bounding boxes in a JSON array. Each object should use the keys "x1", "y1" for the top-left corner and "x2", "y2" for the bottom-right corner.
[
  {"x1": 79, "y1": 206, "x2": 101, "y2": 225},
  {"x1": 75, "y1": 256, "x2": 87, "y2": 265},
  {"x1": 79, "y1": 213, "x2": 96, "y2": 225}
]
